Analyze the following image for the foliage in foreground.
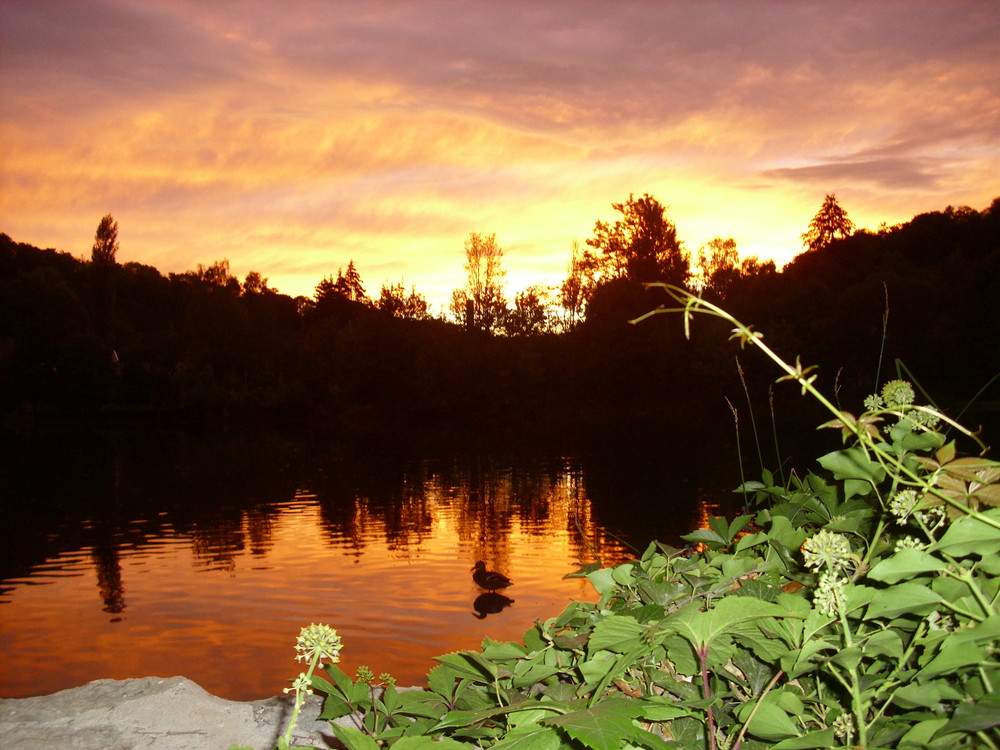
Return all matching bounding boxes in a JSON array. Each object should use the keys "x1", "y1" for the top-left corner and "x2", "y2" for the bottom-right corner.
[{"x1": 248, "y1": 287, "x2": 1000, "y2": 750}]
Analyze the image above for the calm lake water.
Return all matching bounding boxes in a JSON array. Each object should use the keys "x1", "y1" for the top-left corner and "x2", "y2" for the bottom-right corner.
[{"x1": 0, "y1": 422, "x2": 744, "y2": 700}]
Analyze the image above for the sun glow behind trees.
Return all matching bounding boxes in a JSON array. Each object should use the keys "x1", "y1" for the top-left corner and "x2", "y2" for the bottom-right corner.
[{"x1": 2, "y1": 3, "x2": 996, "y2": 310}]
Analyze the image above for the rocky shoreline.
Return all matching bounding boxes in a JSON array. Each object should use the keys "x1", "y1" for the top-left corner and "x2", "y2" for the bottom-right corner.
[{"x1": 0, "y1": 676, "x2": 341, "y2": 750}]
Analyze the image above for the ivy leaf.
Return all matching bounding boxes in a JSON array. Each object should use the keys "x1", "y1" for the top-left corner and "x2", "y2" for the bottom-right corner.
[
  {"x1": 862, "y1": 629, "x2": 903, "y2": 660},
  {"x1": 771, "y1": 728, "x2": 837, "y2": 749},
  {"x1": 542, "y1": 696, "x2": 642, "y2": 750},
  {"x1": 930, "y1": 509, "x2": 1000, "y2": 557},
  {"x1": 864, "y1": 582, "x2": 943, "y2": 619},
  {"x1": 934, "y1": 695, "x2": 1000, "y2": 736},
  {"x1": 867, "y1": 548, "x2": 949, "y2": 583},
  {"x1": 916, "y1": 642, "x2": 986, "y2": 680},
  {"x1": 892, "y1": 681, "x2": 965, "y2": 709}
]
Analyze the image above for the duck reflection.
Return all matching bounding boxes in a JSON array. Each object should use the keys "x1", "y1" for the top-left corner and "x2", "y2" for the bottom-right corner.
[{"x1": 472, "y1": 592, "x2": 514, "y2": 619}]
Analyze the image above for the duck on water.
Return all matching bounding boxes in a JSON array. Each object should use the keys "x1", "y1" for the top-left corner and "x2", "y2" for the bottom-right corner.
[{"x1": 471, "y1": 561, "x2": 513, "y2": 593}]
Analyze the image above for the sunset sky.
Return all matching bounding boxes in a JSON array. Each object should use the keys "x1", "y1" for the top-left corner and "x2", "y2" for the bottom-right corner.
[{"x1": 2, "y1": 1, "x2": 998, "y2": 310}]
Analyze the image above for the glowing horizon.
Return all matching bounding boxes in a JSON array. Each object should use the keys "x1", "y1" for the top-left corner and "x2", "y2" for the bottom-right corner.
[{"x1": 1, "y1": 1, "x2": 998, "y2": 312}]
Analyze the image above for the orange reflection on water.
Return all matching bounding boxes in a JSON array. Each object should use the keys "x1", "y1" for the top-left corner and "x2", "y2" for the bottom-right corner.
[{"x1": 1, "y1": 457, "x2": 637, "y2": 700}]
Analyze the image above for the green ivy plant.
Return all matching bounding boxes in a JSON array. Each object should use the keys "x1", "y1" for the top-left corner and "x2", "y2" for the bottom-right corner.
[{"x1": 253, "y1": 286, "x2": 999, "y2": 749}]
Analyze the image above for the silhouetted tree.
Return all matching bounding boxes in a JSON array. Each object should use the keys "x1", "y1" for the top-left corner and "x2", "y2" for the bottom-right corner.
[
  {"x1": 91, "y1": 214, "x2": 119, "y2": 267},
  {"x1": 559, "y1": 240, "x2": 588, "y2": 329},
  {"x1": 696, "y1": 238, "x2": 776, "y2": 300},
  {"x1": 194, "y1": 258, "x2": 240, "y2": 292},
  {"x1": 90, "y1": 214, "x2": 120, "y2": 344},
  {"x1": 586, "y1": 193, "x2": 689, "y2": 286},
  {"x1": 696, "y1": 238, "x2": 740, "y2": 298},
  {"x1": 242, "y1": 270, "x2": 271, "y2": 295},
  {"x1": 802, "y1": 193, "x2": 855, "y2": 252},
  {"x1": 377, "y1": 281, "x2": 430, "y2": 320},
  {"x1": 342, "y1": 260, "x2": 367, "y2": 303},
  {"x1": 451, "y1": 232, "x2": 508, "y2": 334},
  {"x1": 505, "y1": 286, "x2": 552, "y2": 336},
  {"x1": 316, "y1": 261, "x2": 368, "y2": 305}
]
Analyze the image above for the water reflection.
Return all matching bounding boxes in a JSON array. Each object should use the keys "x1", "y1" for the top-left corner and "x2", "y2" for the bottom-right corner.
[
  {"x1": 473, "y1": 592, "x2": 514, "y2": 619},
  {"x1": 0, "y1": 426, "x2": 740, "y2": 700}
]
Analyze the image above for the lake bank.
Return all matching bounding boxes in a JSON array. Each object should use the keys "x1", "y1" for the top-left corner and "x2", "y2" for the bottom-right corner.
[{"x1": 0, "y1": 675, "x2": 336, "y2": 750}]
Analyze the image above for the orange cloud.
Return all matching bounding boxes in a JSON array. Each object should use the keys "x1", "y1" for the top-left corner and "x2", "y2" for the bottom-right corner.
[{"x1": 1, "y1": 1, "x2": 997, "y2": 308}]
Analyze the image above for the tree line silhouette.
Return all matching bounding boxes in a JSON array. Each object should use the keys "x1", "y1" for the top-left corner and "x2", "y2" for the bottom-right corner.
[{"x1": 1, "y1": 194, "x2": 998, "y2": 441}]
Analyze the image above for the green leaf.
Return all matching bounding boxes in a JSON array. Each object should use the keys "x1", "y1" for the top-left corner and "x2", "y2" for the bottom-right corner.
[
  {"x1": 611, "y1": 564, "x2": 637, "y2": 585},
  {"x1": 321, "y1": 664, "x2": 355, "y2": 694},
  {"x1": 681, "y1": 528, "x2": 728, "y2": 546},
  {"x1": 637, "y1": 579, "x2": 686, "y2": 607},
  {"x1": 586, "y1": 567, "x2": 618, "y2": 597},
  {"x1": 426, "y1": 663, "x2": 457, "y2": 699},
  {"x1": 638, "y1": 698, "x2": 694, "y2": 722},
  {"x1": 730, "y1": 514, "x2": 755, "y2": 537},
  {"x1": 669, "y1": 596, "x2": 795, "y2": 651},
  {"x1": 482, "y1": 638, "x2": 528, "y2": 661},
  {"x1": 897, "y1": 718, "x2": 948, "y2": 748},
  {"x1": 434, "y1": 651, "x2": 498, "y2": 681},
  {"x1": 662, "y1": 634, "x2": 698, "y2": 676},
  {"x1": 396, "y1": 690, "x2": 449, "y2": 719},
  {"x1": 934, "y1": 695, "x2": 1000, "y2": 736},
  {"x1": 829, "y1": 646, "x2": 862, "y2": 670},
  {"x1": 578, "y1": 649, "x2": 622, "y2": 686},
  {"x1": 490, "y1": 725, "x2": 564, "y2": 750},
  {"x1": 392, "y1": 736, "x2": 470, "y2": 749},
  {"x1": 781, "y1": 638, "x2": 836, "y2": 679},
  {"x1": 842, "y1": 583, "x2": 878, "y2": 614},
  {"x1": 865, "y1": 582, "x2": 944, "y2": 619},
  {"x1": 892, "y1": 681, "x2": 964, "y2": 709},
  {"x1": 946, "y1": 614, "x2": 1000, "y2": 646},
  {"x1": 589, "y1": 615, "x2": 646, "y2": 653},
  {"x1": 863, "y1": 628, "x2": 904, "y2": 660},
  {"x1": 771, "y1": 728, "x2": 837, "y2": 749},
  {"x1": 512, "y1": 662, "x2": 562, "y2": 689},
  {"x1": 332, "y1": 725, "x2": 382, "y2": 750},
  {"x1": 867, "y1": 548, "x2": 949, "y2": 583},
  {"x1": 916, "y1": 641, "x2": 987, "y2": 680},
  {"x1": 709, "y1": 515, "x2": 732, "y2": 542},
  {"x1": 842, "y1": 478, "x2": 873, "y2": 501},
  {"x1": 818, "y1": 447, "x2": 885, "y2": 483},
  {"x1": 432, "y1": 703, "x2": 564, "y2": 732},
  {"x1": 735, "y1": 531, "x2": 768, "y2": 552},
  {"x1": 735, "y1": 697, "x2": 800, "y2": 741},
  {"x1": 931, "y1": 509, "x2": 1000, "y2": 557},
  {"x1": 542, "y1": 696, "x2": 642, "y2": 750}
]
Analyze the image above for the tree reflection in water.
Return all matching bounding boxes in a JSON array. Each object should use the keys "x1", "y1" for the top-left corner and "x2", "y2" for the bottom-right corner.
[{"x1": 0, "y1": 426, "x2": 739, "y2": 700}]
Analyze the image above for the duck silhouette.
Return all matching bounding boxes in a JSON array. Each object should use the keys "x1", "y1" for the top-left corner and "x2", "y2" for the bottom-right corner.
[{"x1": 472, "y1": 561, "x2": 513, "y2": 592}]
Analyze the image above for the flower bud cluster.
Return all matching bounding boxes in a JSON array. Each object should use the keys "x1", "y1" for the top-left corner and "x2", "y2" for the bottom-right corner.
[
  {"x1": 813, "y1": 571, "x2": 847, "y2": 617},
  {"x1": 802, "y1": 530, "x2": 853, "y2": 573},
  {"x1": 295, "y1": 623, "x2": 342, "y2": 665}
]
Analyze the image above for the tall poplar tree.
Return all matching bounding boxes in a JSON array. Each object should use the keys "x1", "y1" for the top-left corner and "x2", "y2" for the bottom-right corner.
[{"x1": 90, "y1": 213, "x2": 120, "y2": 343}]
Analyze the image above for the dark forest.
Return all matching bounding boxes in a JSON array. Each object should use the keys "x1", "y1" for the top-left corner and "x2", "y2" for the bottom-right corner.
[{"x1": 2, "y1": 196, "x2": 998, "y2": 448}]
